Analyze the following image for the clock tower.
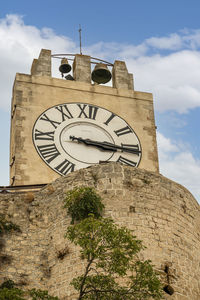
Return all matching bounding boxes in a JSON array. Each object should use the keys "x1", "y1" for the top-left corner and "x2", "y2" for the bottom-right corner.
[{"x1": 10, "y1": 49, "x2": 158, "y2": 185}]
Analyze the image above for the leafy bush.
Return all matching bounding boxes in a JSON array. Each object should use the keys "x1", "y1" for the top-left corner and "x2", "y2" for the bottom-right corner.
[
  {"x1": 64, "y1": 187, "x2": 104, "y2": 223},
  {"x1": 29, "y1": 289, "x2": 59, "y2": 299},
  {"x1": 0, "y1": 214, "x2": 20, "y2": 235},
  {"x1": 0, "y1": 280, "x2": 15, "y2": 289},
  {"x1": 0, "y1": 287, "x2": 25, "y2": 300},
  {"x1": 0, "y1": 281, "x2": 59, "y2": 300}
]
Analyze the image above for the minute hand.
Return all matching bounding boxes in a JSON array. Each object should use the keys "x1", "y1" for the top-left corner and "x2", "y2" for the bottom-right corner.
[
  {"x1": 70, "y1": 136, "x2": 118, "y2": 152},
  {"x1": 70, "y1": 136, "x2": 141, "y2": 155}
]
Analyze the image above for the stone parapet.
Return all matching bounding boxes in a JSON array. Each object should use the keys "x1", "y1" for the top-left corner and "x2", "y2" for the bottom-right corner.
[
  {"x1": 31, "y1": 49, "x2": 51, "y2": 77},
  {"x1": 112, "y1": 60, "x2": 134, "y2": 90}
]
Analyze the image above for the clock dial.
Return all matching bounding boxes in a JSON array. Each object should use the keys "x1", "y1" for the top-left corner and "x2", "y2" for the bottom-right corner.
[
  {"x1": 60, "y1": 122, "x2": 114, "y2": 164},
  {"x1": 32, "y1": 103, "x2": 142, "y2": 176}
]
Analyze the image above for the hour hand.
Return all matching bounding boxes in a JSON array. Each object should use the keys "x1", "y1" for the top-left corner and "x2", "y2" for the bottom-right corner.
[
  {"x1": 69, "y1": 136, "x2": 117, "y2": 152},
  {"x1": 69, "y1": 136, "x2": 141, "y2": 155}
]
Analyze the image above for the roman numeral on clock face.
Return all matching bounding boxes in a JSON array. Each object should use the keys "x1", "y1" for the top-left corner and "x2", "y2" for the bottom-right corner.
[
  {"x1": 34, "y1": 129, "x2": 55, "y2": 141},
  {"x1": 77, "y1": 104, "x2": 99, "y2": 120},
  {"x1": 55, "y1": 105, "x2": 73, "y2": 121},
  {"x1": 114, "y1": 126, "x2": 132, "y2": 137},
  {"x1": 37, "y1": 144, "x2": 60, "y2": 163},
  {"x1": 55, "y1": 159, "x2": 75, "y2": 175},
  {"x1": 104, "y1": 112, "x2": 116, "y2": 125},
  {"x1": 40, "y1": 113, "x2": 61, "y2": 129},
  {"x1": 121, "y1": 143, "x2": 140, "y2": 155},
  {"x1": 117, "y1": 156, "x2": 137, "y2": 167},
  {"x1": 33, "y1": 103, "x2": 142, "y2": 176}
]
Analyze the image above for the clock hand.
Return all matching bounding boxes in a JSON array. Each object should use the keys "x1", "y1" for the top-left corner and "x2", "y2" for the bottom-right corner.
[
  {"x1": 69, "y1": 136, "x2": 141, "y2": 155},
  {"x1": 70, "y1": 136, "x2": 117, "y2": 152},
  {"x1": 105, "y1": 142, "x2": 141, "y2": 155}
]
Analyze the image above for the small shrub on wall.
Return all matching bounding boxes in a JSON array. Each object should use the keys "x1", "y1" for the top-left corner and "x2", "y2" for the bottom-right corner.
[
  {"x1": 0, "y1": 214, "x2": 20, "y2": 235},
  {"x1": 64, "y1": 186, "x2": 104, "y2": 223},
  {"x1": 0, "y1": 280, "x2": 59, "y2": 300}
]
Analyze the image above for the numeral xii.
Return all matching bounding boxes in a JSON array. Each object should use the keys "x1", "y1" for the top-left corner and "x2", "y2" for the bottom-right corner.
[{"x1": 77, "y1": 104, "x2": 99, "y2": 120}]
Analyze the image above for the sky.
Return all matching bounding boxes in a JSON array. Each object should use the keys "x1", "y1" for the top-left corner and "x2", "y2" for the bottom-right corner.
[{"x1": 0, "y1": 0, "x2": 200, "y2": 202}]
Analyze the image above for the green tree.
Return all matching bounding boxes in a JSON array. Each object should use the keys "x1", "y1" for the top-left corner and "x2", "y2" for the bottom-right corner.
[
  {"x1": 66, "y1": 215, "x2": 163, "y2": 300},
  {"x1": 64, "y1": 187, "x2": 104, "y2": 224}
]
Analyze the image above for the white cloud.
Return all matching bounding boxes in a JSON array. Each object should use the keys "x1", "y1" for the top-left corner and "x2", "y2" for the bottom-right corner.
[
  {"x1": 146, "y1": 33, "x2": 183, "y2": 50},
  {"x1": 157, "y1": 132, "x2": 200, "y2": 201},
  {"x1": 0, "y1": 14, "x2": 199, "y2": 201},
  {"x1": 0, "y1": 14, "x2": 77, "y2": 110},
  {"x1": 85, "y1": 31, "x2": 200, "y2": 113},
  {"x1": 85, "y1": 29, "x2": 200, "y2": 58},
  {"x1": 123, "y1": 50, "x2": 200, "y2": 113},
  {"x1": 144, "y1": 30, "x2": 200, "y2": 51},
  {"x1": 1, "y1": 15, "x2": 200, "y2": 113},
  {"x1": 157, "y1": 132, "x2": 179, "y2": 154}
]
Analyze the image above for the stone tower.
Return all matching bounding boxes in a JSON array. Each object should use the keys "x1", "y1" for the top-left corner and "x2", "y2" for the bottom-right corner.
[
  {"x1": 2, "y1": 49, "x2": 199, "y2": 300},
  {"x1": 10, "y1": 49, "x2": 158, "y2": 186}
]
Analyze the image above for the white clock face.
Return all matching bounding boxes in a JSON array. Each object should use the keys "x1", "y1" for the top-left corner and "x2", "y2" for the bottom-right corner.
[{"x1": 32, "y1": 103, "x2": 142, "y2": 176}]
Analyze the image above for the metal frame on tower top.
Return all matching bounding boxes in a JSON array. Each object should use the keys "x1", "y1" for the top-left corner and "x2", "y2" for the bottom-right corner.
[{"x1": 51, "y1": 54, "x2": 113, "y2": 67}]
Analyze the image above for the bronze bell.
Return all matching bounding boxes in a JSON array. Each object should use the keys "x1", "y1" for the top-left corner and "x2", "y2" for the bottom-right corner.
[
  {"x1": 91, "y1": 63, "x2": 112, "y2": 84},
  {"x1": 59, "y1": 58, "x2": 71, "y2": 74}
]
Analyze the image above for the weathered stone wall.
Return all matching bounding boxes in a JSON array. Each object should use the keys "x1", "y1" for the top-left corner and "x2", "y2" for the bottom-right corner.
[
  {"x1": 10, "y1": 50, "x2": 159, "y2": 186},
  {"x1": 1, "y1": 163, "x2": 200, "y2": 300}
]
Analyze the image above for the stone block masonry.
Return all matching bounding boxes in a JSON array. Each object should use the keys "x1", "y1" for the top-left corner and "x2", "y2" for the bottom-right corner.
[
  {"x1": 10, "y1": 49, "x2": 159, "y2": 186},
  {"x1": 0, "y1": 162, "x2": 200, "y2": 299}
]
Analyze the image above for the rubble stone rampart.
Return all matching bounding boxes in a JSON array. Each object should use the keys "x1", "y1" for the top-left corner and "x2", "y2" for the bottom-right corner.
[{"x1": 0, "y1": 162, "x2": 199, "y2": 300}]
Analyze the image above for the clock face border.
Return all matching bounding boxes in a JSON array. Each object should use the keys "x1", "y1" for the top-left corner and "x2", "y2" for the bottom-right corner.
[{"x1": 32, "y1": 102, "x2": 142, "y2": 176}]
